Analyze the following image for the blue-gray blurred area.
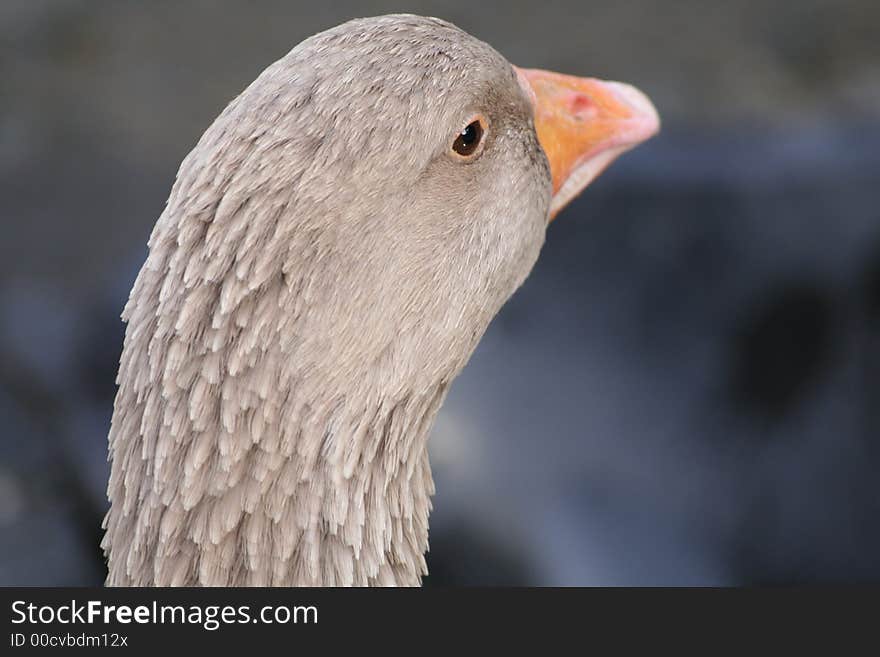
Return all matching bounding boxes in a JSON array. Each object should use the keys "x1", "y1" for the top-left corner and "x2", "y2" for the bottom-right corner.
[{"x1": 2, "y1": 0, "x2": 879, "y2": 585}]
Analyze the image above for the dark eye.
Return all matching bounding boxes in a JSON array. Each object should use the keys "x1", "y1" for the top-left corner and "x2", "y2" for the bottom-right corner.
[{"x1": 451, "y1": 117, "x2": 486, "y2": 158}]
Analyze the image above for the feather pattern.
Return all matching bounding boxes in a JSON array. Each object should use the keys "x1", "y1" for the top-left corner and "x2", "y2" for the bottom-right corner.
[{"x1": 102, "y1": 15, "x2": 550, "y2": 586}]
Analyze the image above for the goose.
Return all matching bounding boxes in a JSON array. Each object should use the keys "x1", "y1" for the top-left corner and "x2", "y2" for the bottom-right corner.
[{"x1": 102, "y1": 14, "x2": 659, "y2": 586}]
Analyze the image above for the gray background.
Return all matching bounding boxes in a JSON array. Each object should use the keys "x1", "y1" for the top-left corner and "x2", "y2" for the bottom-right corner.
[{"x1": 2, "y1": 0, "x2": 879, "y2": 585}]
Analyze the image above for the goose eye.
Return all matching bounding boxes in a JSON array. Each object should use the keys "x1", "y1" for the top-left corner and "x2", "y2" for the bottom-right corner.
[{"x1": 451, "y1": 117, "x2": 486, "y2": 158}]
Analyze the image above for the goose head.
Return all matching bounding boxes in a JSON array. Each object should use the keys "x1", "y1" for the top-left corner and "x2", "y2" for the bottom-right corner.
[{"x1": 103, "y1": 14, "x2": 659, "y2": 586}]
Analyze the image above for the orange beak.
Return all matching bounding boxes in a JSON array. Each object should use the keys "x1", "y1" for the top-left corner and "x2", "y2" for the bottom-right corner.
[{"x1": 514, "y1": 67, "x2": 660, "y2": 220}]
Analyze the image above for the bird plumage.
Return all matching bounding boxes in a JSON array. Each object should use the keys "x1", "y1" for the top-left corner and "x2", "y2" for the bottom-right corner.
[{"x1": 103, "y1": 15, "x2": 550, "y2": 586}]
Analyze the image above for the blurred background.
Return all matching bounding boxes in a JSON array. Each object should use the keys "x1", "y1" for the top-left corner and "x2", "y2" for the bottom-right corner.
[{"x1": 2, "y1": 0, "x2": 879, "y2": 585}]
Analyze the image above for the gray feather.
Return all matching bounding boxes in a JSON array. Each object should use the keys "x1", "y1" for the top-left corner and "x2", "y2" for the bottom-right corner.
[{"x1": 103, "y1": 14, "x2": 550, "y2": 587}]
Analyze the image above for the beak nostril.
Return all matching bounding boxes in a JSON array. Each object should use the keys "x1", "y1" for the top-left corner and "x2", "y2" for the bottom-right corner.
[{"x1": 568, "y1": 93, "x2": 597, "y2": 120}]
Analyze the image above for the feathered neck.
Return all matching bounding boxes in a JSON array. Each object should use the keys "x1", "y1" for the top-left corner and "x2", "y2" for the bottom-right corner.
[
  {"x1": 100, "y1": 137, "x2": 459, "y2": 584},
  {"x1": 102, "y1": 218, "x2": 451, "y2": 585},
  {"x1": 104, "y1": 363, "x2": 446, "y2": 586}
]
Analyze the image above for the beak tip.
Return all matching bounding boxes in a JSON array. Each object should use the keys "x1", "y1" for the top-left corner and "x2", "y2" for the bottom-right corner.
[{"x1": 605, "y1": 80, "x2": 661, "y2": 139}]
